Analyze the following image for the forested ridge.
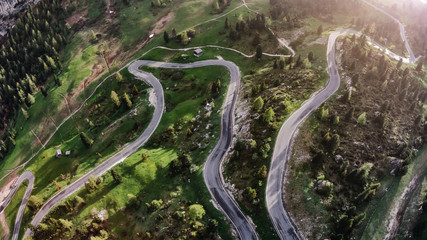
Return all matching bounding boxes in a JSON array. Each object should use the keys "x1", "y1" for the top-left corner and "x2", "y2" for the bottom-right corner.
[{"x1": 0, "y1": 0, "x2": 68, "y2": 159}]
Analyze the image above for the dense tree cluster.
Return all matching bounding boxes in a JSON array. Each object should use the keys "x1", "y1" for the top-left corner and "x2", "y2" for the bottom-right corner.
[
  {"x1": 163, "y1": 28, "x2": 196, "y2": 46},
  {"x1": 0, "y1": 0, "x2": 68, "y2": 158},
  {"x1": 224, "y1": 14, "x2": 270, "y2": 42}
]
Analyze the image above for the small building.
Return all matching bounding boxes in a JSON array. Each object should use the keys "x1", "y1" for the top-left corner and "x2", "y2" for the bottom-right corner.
[
  {"x1": 194, "y1": 48, "x2": 203, "y2": 57},
  {"x1": 55, "y1": 149, "x2": 62, "y2": 158},
  {"x1": 65, "y1": 151, "x2": 71, "y2": 156}
]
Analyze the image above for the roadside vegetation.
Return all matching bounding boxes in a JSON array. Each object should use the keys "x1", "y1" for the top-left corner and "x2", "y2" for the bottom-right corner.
[
  {"x1": 284, "y1": 34, "x2": 427, "y2": 239},
  {"x1": 223, "y1": 47, "x2": 328, "y2": 239}
]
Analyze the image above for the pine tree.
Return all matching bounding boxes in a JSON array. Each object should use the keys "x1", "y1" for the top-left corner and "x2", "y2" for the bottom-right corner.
[
  {"x1": 124, "y1": 93, "x2": 132, "y2": 109},
  {"x1": 80, "y1": 132, "x2": 94, "y2": 147},
  {"x1": 317, "y1": 25, "x2": 323, "y2": 35},
  {"x1": 257, "y1": 165, "x2": 267, "y2": 179},
  {"x1": 397, "y1": 58, "x2": 403, "y2": 69},
  {"x1": 26, "y1": 93, "x2": 35, "y2": 105},
  {"x1": 252, "y1": 32, "x2": 260, "y2": 46},
  {"x1": 357, "y1": 112, "x2": 367, "y2": 125},
  {"x1": 171, "y1": 28, "x2": 176, "y2": 39},
  {"x1": 28, "y1": 195, "x2": 43, "y2": 212},
  {"x1": 115, "y1": 73, "x2": 123, "y2": 83},
  {"x1": 256, "y1": 45, "x2": 263, "y2": 60},
  {"x1": 181, "y1": 32, "x2": 189, "y2": 45},
  {"x1": 213, "y1": 1, "x2": 220, "y2": 11},
  {"x1": 252, "y1": 96, "x2": 264, "y2": 112},
  {"x1": 21, "y1": 107, "x2": 29, "y2": 120},
  {"x1": 111, "y1": 169, "x2": 122, "y2": 184},
  {"x1": 263, "y1": 107, "x2": 275, "y2": 124},
  {"x1": 111, "y1": 90, "x2": 121, "y2": 107},
  {"x1": 163, "y1": 31, "x2": 169, "y2": 43},
  {"x1": 279, "y1": 56, "x2": 285, "y2": 69},
  {"x1": 330, "y1": 134, "x2": 340, "y2": 154},
  {"x1": 416, "y1": 61, "x2": 423, "y2": 72},
  {"x1": 308, "y1": 51, "x2": 314, "y2": 62}
]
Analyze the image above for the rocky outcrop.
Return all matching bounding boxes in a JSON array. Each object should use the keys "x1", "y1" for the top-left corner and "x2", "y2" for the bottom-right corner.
[{"x1": 0, "y1": 0, "x2": 39, "y2": 36}]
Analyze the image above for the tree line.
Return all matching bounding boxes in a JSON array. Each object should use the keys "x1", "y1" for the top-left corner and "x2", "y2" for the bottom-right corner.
[{"x1": 0, "y1": 0, "x2": 68, "y2": 159}]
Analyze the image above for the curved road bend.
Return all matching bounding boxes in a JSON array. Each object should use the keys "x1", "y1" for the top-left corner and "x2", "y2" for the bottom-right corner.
[
  {"x1": 0, "y1": 171, "x2": 34, "y2": 240},
  {"x1": 22, "y1": 59, "x2": 258, "y2": 239},
  {"x1": 132, "y1": 60, "x2": 258, "y2": 240},
  {"x1": 23, "y1": 61, "x2": 166, "y2": 238}
]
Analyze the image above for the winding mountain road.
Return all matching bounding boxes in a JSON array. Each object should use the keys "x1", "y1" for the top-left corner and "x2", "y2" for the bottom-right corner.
[
  {"x1": 1, "y1": 1, "x2": 422, "y2": 239},
  {"x1": 266, "y1": 29, "x2": 351, "y2": 240},
  {"x1": 11, "y1": 59, "x2": 258, "y2": 239}
]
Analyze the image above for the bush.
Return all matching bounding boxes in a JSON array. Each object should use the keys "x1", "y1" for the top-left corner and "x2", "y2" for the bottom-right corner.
[
  {"x1": 357, "y1": 112, "x2": 367, "y2": 125},
  {"x1": 263, "y1": 107, "x2": 275, "y2": 124},
  {"x1": 189, "y1": 204, "x2": 206, "y2": 221},
  {"x1": 252, "y1": 96, "x2": 264, "y2": 112}
]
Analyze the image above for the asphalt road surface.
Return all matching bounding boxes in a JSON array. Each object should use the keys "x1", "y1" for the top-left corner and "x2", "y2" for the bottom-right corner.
[{"x1": 0, "y1": 171, "x2": 34, "y2": 240}]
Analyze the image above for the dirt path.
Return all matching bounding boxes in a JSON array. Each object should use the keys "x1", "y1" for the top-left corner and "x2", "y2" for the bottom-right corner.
[
  {"x1": 0, "y1": 212, "x2": 10, "y2": 239},
  {"x1": 0, "y1": 173, "x2": 19, "y2": 202},
  {"x1": 152, "y1": 12, "x2": 175, "y2": 35}
]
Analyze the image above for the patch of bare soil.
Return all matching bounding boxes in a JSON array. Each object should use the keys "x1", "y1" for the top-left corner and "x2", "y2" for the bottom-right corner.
[
  {"x1": 67, "y1": 62, "x2": 105, "y2": 112},
  {"x1": 66, "y1": 8, "x2": 88, "y2": 27},
  {"x1": 282, "y1": 27, "x2": 305, "y2": 44},
  {"x1": 106, "y1": 50, "x2": 119, "y2": 66},
  {"x1": 0, "y1": 172, "x2": 18, "y2": 239},
  {"x1": 0, "y1": 213, "x2": 9, "y2": 239},
  {"x1": 309, "y1": 35, "x2": 328, "y2": 46},
  {"x1": 36, "y1": 117, "x2": 56, "y2": 145},
  {"x1": 0, "y1": 172, "x2": 18, "y2": 202},
  {"x1": 152, "y1": 12, "x2": 175, "y2": 35}
]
